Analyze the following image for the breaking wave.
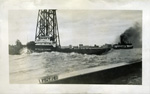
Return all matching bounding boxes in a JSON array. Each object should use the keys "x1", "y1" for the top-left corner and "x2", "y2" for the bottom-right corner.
[
  {"x1": 19, "y1": 47, "x2": 32, "y2": 55},
  {"x1": 9, "y1": 48, "x2": 142, "y2": 83}
]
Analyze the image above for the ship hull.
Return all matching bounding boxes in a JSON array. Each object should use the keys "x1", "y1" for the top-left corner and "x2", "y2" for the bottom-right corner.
[{"x1": 34, "y1": 45, "x2": 111, "y2": 55}]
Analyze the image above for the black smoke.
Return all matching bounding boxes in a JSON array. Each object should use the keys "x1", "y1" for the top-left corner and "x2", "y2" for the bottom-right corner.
[{"x1": 120, "y1": 22, "x2": 142, "y2": 48}]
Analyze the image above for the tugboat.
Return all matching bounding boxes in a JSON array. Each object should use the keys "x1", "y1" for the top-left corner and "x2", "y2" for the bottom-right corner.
[
  {"x1": 113, "y1": 34, "x2": 133, "y2": 49},
  {"x1": 34, "y1": 9, "x2": 111, "y2": 55}
]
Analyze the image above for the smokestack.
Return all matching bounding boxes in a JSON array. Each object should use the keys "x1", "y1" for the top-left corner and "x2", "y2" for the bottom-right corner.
[{"x1": 120, "y1": 22, "x2": 142, "y2": 48}]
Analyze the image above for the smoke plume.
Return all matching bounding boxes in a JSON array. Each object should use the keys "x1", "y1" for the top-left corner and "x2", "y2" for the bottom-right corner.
[{"x1": 120, "y1": 22, "x2": 142, "y2": 48}]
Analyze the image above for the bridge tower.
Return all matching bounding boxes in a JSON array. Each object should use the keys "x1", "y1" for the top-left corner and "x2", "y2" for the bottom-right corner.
[{"x1": 35, "y1": 9, "x2": 60, "y2": 48}]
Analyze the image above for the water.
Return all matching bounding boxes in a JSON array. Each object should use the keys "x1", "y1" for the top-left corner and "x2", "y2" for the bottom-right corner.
[{"x1": 9, "y1": 48, "x2": 142, "y2": 84}]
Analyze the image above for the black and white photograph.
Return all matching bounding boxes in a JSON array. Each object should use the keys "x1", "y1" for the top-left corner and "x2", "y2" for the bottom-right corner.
[
  {"x1": 9, "y1": 9, "x2": 142, "y2": 84},
  {"x1": 1, "y1": 0, "x2": 150, "y2": 94}
]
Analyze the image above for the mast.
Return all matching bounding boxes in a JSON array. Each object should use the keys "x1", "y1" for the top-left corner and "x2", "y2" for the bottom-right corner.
[{"x1": 35, "y1": 9, "x2": 60, "y2": 47}]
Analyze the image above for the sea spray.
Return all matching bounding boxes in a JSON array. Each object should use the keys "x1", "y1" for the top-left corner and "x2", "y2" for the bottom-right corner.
[{"x1": 20, "y1": 47, "x2": 33, "y2": 55}]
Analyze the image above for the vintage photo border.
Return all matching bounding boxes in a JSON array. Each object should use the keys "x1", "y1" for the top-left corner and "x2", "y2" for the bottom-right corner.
[{"x1": 0, "y1": 0, "x2": 150, "y2": 93}]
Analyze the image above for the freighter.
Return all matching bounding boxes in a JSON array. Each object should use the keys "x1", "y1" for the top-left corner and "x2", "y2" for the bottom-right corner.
[{"x1": 34, "y1": 9, "x2": 114, "y2": 55}]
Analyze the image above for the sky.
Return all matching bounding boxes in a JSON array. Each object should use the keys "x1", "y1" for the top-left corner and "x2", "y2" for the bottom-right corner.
[{"x1": 9, "y1": 10, "x2": 142, "y2": 46}]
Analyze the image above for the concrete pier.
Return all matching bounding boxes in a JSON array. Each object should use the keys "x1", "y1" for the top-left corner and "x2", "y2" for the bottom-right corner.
[{"x1": 39, "y1": 61, "x2": 142, "y2": 84}]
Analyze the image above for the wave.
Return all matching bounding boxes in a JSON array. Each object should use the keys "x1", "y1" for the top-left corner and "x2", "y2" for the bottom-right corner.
[
  {"x1": 9, "y1": 48, "x2": 142, "y2": 84},
  {"x1": 20, "y1": 47, "x2": 32, "y2": 55}
]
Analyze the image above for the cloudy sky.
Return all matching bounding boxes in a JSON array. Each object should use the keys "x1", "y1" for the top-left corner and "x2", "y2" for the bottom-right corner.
[{"x1": 9, "y1": 10, "x2": 142, "y2": 46}]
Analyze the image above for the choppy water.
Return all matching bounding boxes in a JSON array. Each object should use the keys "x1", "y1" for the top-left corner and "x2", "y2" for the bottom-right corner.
[{"x1": 9, "y1": 48, "x2": 142, "y2": 84}]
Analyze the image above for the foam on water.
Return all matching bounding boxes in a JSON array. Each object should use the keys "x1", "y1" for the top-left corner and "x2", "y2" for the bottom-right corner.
[{"x1": 9, "y1": 48, "x2": 142, "y2": 83}]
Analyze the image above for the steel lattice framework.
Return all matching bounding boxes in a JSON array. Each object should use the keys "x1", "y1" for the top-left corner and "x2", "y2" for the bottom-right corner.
[{"x1": 35, "y1": 9, "x2": 60, "y2": 47}]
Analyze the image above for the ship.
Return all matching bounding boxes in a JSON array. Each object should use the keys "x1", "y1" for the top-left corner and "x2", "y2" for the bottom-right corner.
[
  {"x1": 113, "y1": 33, "x2": 133, "y2": 49},
  {"x1": 34, "y1": 9, "x2": 111, "y2": 55}
]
